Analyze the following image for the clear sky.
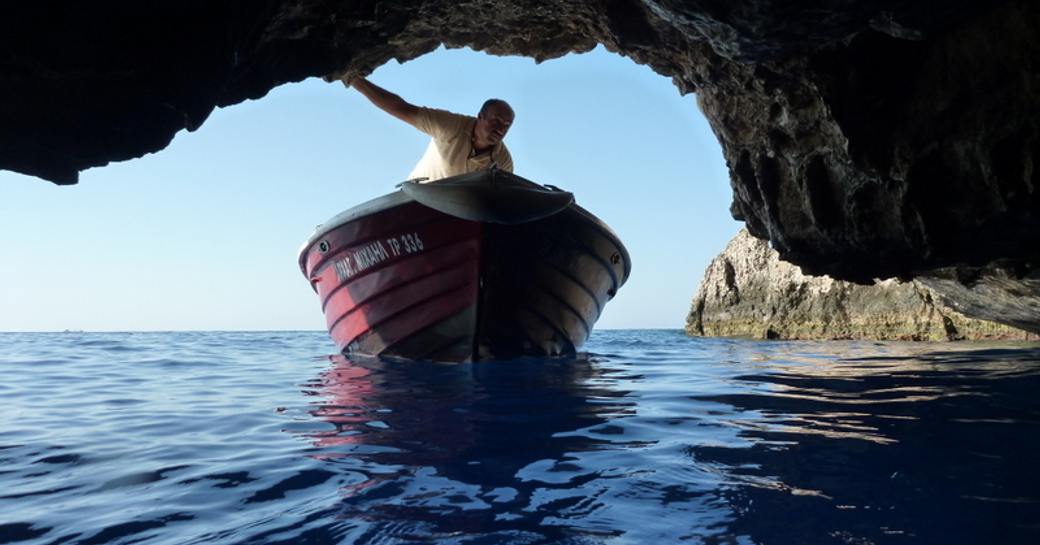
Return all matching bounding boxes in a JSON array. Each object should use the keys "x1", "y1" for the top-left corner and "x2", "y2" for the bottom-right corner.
[{"x1": 0, "y1": 45, "x2": 739, "y2": 332}]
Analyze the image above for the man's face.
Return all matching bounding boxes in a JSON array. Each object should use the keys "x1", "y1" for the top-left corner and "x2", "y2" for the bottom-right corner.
[{"x1": 475, "y1": 103, "x2": 514, "y2": 146}]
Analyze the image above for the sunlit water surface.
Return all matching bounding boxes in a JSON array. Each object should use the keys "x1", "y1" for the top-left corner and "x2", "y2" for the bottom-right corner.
[{"x1": 2, "y1": 330, "x2": 1039, "y2": 544}]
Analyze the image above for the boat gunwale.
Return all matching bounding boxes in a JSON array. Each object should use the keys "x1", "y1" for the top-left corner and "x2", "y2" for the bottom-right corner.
[{"x1": 297, "y1": 171, "x2": 632, "y2": 286}]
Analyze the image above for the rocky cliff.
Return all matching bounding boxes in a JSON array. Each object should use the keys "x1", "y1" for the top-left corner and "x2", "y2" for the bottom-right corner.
[
  {"x1": 2, "y1": 1, "x2": 1037, "y2": 330},
  {"x1": 686, "y1": 230, "x2": 1036, "y2": 341}
]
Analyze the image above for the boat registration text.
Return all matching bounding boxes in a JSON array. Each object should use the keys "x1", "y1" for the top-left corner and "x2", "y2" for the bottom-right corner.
[{"x1": 332, "y1": 232, "x2": 425, "y2": 281}]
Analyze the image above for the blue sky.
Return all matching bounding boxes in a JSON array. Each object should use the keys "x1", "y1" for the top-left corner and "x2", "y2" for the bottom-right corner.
[{"x1": 0, "y1": 45, "x2": 739, "y2": 332}]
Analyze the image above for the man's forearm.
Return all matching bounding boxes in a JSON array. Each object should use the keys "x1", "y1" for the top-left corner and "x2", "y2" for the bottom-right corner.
[{"x1": 348, "y1": 77, "x2": 418, "y2": 124}]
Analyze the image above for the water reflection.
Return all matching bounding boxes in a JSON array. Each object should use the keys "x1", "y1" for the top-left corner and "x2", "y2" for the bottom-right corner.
[
  {"x1": 8, "y1": 332, "x2": 1038, "y2": 544},
  {"x1": 295, "y1": 341, "x2": 1040, "y2": 544},
  {"x1": 691, "y1": 344, "x2": 1040, "y2": 544},
  {"x1": 300, "y1": 354, "x2": 750, "y2": 543},
  {"x1": 302, "y1": 356, "x2": 642, "y2": 541}
]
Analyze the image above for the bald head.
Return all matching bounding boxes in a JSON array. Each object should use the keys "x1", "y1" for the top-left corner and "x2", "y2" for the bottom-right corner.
[
  {"x1": 473, "y1": 99, "x2": 515, "y2": 150},
  {"x1": 479, "y1": 99, "x2": 513, "y2": 118}
]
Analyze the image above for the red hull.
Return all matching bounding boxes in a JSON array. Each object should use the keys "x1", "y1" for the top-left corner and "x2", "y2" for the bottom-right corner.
[{"x1": 302, "y1": 201, "x2": 482, "y2": 360}]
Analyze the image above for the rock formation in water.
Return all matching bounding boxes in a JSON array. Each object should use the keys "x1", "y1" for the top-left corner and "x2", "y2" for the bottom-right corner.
[
  {"x1": 687, "y1": 229, "x2": 1036, "y2": 341},
  {"x1": 2, "y1": 1, "x2": 1037, "y2": 330},
  {"x1": 918, "y1": 264, "x2": 1040, "y2": 334}
]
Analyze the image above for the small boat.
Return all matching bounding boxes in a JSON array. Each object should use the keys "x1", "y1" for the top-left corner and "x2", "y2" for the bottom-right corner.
[{"x1": 298, "y1": 169, "x2": 631, "y2": 362}]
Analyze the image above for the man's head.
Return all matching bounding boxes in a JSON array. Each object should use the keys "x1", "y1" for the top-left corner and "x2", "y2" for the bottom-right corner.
[{"x1": 473, "y1": 99, "x2": 514, "y2": 149}]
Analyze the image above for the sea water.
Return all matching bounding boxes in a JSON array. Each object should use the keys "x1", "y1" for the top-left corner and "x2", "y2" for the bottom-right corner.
[{"x1": 1, "y1": 330, "x2": 1038, "y2": 544}]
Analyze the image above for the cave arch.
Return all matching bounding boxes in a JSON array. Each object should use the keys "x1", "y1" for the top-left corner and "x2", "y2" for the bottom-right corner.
[{"x1": 1, "y1": 0, "x2": 1037, "y2": 327}]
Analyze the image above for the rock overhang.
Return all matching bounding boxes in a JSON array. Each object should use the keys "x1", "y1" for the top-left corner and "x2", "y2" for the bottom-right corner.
[{"x1": 2, "y1": 1, "x2": 1037, "y2": 300}]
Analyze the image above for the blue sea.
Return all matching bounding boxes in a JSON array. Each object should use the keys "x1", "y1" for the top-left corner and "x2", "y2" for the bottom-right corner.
[{"x1": 2, "y1": 330, "x2": 1039, "y2": 545}]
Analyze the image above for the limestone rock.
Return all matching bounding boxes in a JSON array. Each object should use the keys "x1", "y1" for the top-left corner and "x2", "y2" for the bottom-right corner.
[
  {"x1": 686, "y1": 229, "x2": 1036, "y2": 341},
  {"x1": 702, "y1": 0, "x2": 1040, "y2": 282},
  {"x1": 919, "y1": 264, "x2": 1040, "y2": 334}
]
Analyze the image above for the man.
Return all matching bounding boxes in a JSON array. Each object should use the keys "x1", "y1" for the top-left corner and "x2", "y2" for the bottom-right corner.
[{"x1": 337, "y1": 75, "x2": 514, "y2": 182}]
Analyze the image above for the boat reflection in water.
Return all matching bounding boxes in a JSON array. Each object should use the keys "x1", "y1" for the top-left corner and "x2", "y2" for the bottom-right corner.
[
  {"x1": 305, "y1": 354, "x2": 632, "y2": 480},
  {"x1": 298, "y1": 354, "x2": 738, "y2": 542}
]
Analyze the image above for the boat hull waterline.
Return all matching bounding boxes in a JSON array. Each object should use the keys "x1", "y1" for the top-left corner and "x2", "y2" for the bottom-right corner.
[{"x1": 298, "y1": 170, "x2": 631, "y2": 362}]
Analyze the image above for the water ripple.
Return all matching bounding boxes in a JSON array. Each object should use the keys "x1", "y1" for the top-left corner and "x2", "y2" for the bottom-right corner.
[{"x1": 1, "y1": 331, "x2": 1038, "y2": 544}]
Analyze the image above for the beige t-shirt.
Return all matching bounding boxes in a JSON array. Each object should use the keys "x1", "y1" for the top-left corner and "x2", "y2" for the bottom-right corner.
[{"x1": 407, "y1": 107, "x2": 513, "y2": 182}]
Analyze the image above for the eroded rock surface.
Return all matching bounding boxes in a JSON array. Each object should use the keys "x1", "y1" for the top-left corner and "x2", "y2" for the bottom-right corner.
[
  {"x1": 2, "y1": 1, "x2": 1037, "y2": 326},
  {"x1": 686, "y1": 229, "x2": 1036, "y2": 341},
  {"x1": 919, "y1": 264, "x2": 1040, "y2": 334}
]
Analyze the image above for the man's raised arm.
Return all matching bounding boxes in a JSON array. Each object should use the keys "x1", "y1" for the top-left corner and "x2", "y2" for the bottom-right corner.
[{"x1": 344, "y1": 76, "x2": 420, "y2": 127}]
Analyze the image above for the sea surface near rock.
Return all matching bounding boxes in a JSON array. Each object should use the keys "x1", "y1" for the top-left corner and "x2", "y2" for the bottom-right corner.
[
  {"x1": 687, "y1": 229, "x2": 1036, "y2": 341},
  {"x1": 2, "y1": 330, "x2": 1039, "y2": 545}
]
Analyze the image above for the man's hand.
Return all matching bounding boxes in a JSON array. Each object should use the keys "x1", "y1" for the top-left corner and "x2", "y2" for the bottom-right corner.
[{"x1": 323, "y1": 70, "x2": 356, "y2": 85}]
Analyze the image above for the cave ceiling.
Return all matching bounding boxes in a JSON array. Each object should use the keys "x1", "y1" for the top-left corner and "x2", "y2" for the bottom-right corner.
[{"x1": 2, "y1": 1, "x2": 1037, "y2": 293}]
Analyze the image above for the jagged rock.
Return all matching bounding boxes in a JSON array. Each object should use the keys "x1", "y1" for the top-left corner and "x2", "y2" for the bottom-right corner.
[
  {"x1": 919, "y1": 264, "x2": 1040, "y2": 334},
  {"x1": 1, "y1": 1, "x2": 1037, "y2": 328},
  {"x1": 702, "y1": 0, "x2": 1040, "y2": 282},
  {"x1": 686, "y1": 229, "x2": 1036, "y2": 341}
]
